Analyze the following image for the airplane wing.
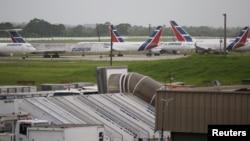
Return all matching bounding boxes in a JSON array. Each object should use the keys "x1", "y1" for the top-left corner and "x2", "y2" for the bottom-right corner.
[
  {"x1": 31, "y1": 49, "x2": 66, "y2": 58},
  {"x1": 194, "y1": 42, "x2": 209, "y2": 54},
  {"x1": 32, "y1": 50, "x2": 66, "y2": 54},
  {"x1": 112, "y1": 46, "x2": 127, "y2": 51}
]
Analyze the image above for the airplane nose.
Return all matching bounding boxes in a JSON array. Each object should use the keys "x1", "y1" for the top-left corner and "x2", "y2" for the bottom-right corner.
[{"x1": 29, "y1": 46, "x2": 37, "y2": 52}]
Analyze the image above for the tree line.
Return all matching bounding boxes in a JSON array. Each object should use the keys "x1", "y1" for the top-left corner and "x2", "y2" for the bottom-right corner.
[{"x1": 0, "y1": 18, "x2": 245, "y2": 38}]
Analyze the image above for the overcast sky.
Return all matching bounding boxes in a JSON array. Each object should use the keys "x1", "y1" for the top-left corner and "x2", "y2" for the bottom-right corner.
[{"x1": 1, "y1": 0, "x2": 250, "y2": 28}]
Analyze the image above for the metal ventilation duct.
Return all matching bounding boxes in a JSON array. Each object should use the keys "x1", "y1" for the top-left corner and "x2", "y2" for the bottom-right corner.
[{"x1": 108, "y1": 72, "x2": 164, "y2": 105}]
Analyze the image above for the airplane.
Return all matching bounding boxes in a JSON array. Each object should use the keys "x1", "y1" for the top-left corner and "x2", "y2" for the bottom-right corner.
[
  {"x1": 159, "y1": 20, "x2": 223, "y2": 54},
  {"x1": 71, "y1": 25, "x2": 164, "y2": 56},
  {"x1": 69, "y1": 25, "x2": 124, "y2": 56},
  {"x1": 150, "y1": 22, "x2": 195, "y2": 55},
  {"x1": 169, "y1": 20, "x2": 235, "y2": 43},
  {"x1": 6, "y1": 29, "x2": 66, "y2": 58},
  {"x1": 195, "y1": 26, "x2": 249, "y2": 54},
  {"x1": 170, "y1": 20, "x2": 250, "y2": 54},
  {"x1": 8, "y1": 27, "x2": 118, "y2": 58},
  {"x1": 111, "y1": 25, "x2": 164, "y2": 56},
  {"x1": 0, "y1": 29, "x2": 36, "y2": 58},
  {"x1": 226, "y1": 26, "x2": 250, "y2": 52},
  {"x1": 151, "y1": 41, "x2": 195, "y2": 55}
]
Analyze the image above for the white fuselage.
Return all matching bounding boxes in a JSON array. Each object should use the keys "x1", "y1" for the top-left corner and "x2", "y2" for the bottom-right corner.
[
  {"x1": 195, "y1": 38, "x2": 249, "y2": 52},
  {"x1": 153, "y1": 42, "x2": 195, "y2": 54},
  {"x1": 195, "y1": 41, "x2": 230, "y2": 51},
  {"x1": 230, "y1": 43, "x2": 250, "y2": 51},
  {"x1": 70, "y1": 42, "x2": 111, "y2": 53},
  {"x1": 112, "y1": 42, "x2": 147, "y2": 51},
  {"x1": 0, "y1": 43, "x2": 36, "y2": 54},
  {"x1": 71, "y1": 42, "x2": 151, "y2": 53}
]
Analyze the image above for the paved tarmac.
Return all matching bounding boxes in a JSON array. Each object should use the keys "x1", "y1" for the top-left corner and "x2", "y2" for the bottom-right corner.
[{"x1": 25, "y1": 54, "x2": 188, "y2": 61}]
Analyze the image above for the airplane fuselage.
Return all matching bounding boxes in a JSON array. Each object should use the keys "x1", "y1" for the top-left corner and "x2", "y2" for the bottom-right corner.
[
  {"x1": 112, "y1": 42, "x2": 147, "y2": 51},
  {"x1": 70, "y1": 42, "x2": 111, "y2": 53},
  {"x1": 195, "y1": 39, "x2": 248, "y2": 52},
  {"x1": 230, "y1": 43, "x2": 250, "y2": 52},
  {"x1": 159, "y1": 42, "x2": 195, "y2": 50},
  {"x1": 0, "y1": 43, "x2": 36, "y2": 53}
]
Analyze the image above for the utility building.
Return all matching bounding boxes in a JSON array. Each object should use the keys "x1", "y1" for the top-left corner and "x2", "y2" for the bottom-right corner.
[{"x1": 155, "y1": 88, "x2": 250, "y2": 141}]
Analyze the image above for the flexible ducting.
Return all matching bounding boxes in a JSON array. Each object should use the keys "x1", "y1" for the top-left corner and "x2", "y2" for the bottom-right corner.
[{"x1": 108, "y1": 72, "x2": 164, "y2": 105}]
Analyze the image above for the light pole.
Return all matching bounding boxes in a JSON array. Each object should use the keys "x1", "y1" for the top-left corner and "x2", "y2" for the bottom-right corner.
[
  {"x1": 110, "y1": 25, "x2": 113, "y2": 66},
  {"x1": 169, "y1": 72, "x2": 174, "y2": 89},
  {"x1": 161, "y1": 98, "x2": 174, "y2": 141},
  {"x1": 223, "y1": 13, "x2": 227, "y2": 55},
  {"x1": 106, "y1": 24, "x2": 113, "y2": 66},
  {"x1": 149, "y1": 24, "x2": 151, "y2": 36},
  {"x1": 96, "y1": 23, "x2": 101, "y2": 42},
  {"x1": 220, "y1": 38, "x2": 222, "y2": 55}
]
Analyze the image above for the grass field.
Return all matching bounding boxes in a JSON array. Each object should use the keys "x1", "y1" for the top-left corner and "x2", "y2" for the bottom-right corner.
[{"x1": 0, "y1": 52, "x2": 249, "y2": 89}]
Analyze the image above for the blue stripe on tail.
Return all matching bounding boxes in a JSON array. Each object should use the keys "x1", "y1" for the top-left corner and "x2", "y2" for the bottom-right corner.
[
  {"x1": 9, "y1": 31, "x2": 26, "y2": 43},
  {"x1": 138, "y1": 26, "x2": 163, "y2": 51},
  {"x1": 227, "y1": 26, "x2": 249, "y2": 50}
]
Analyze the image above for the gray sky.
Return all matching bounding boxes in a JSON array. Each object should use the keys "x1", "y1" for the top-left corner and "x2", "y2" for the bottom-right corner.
[{"x1": 1, "y1": 0, "x2": 250, "y2": 27}]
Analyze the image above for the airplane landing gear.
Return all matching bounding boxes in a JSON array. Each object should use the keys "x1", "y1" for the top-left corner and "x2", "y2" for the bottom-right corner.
[
  {"x1": 117, "y1": 52, "x2": 123, "y2": 57},
  {"x1": 43, "y1": 53, "x2": 60, "y2": 58}
]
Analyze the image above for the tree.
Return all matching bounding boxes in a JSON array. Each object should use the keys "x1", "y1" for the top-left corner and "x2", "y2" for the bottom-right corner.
[
  {"x1": 23, "y1": 18, "x2": 66, "y2": 37},
  {"x1": 115, "y1": 23, "x2": 131, "y2": 36},
  {"x1": 0, "y1": 22, "x2": 14, "y2": 37},
  {"x1": 96, "y1": 22, "x2": 111, "y2": 36}
]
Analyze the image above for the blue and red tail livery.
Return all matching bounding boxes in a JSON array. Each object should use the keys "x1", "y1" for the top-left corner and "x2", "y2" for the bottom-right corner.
[
  {"x1": 227, "y1": 26, "x2": 249, "y2": 50},
  {"x1": 109, "y1": 25, "x2": 125, "y2": 42},
  {"x1": 170, "y1": 20, "x2": 193, "y2": 42},
  {"x1": 138, "y1": 25, "x2": 163, "y2": 51},
  {"x1": 9, "y1": 30, "x2": 26, "y2": 43}
]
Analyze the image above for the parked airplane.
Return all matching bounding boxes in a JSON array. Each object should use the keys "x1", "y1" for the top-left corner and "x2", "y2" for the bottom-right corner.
[
  {"x1": 71, "y1": 25, "x2": 164, "y2": 56},
  {"x1": 70, "y1": 25, "x2": 123, "y2": 55},
  {"x1": 170, "y1": 20, "x2": 234, "y2": 43},
  {"x1": 9, "y1": 27, "x2": 119, "y2": 58},
  {"x1": 226, "y1": 26, "x2": 250, "y2": 52},
  {"x1": 151, "y1": 20, "x2": 225, "y2": 55},
  {"x1": 6, "y1": 29, "x2": 67, "y2": 58},
  {"x1": 150, "y1": 22, "x2": 195, "y2": 55},
  {"x1": 195, "y1": 26, "x2": 249, "y2": 54},
  {"x1": 111, "y1": 25, "x2": 163, "y2": 55},
  {"x1": 151, "y1": 41, "x2": 195, "y2": 55},
  {"x1": 170, "y1": 20, "x2": 250, "y2": 54},
  {"x1": 0, "y1": 29, "x2": 36, "y2": 58}
]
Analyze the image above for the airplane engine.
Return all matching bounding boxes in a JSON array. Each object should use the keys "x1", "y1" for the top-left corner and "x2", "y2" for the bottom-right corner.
[{"x1": 151, "y1": 48, "x2": 165, "y2": 54}]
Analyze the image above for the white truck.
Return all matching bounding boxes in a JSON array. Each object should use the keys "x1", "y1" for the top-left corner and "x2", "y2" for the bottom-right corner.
[
  {"x1": 0, "y1": 114, "x2": 50, "y2": 141},
  {"x1": 27, "y1": 124, "x2": 105, "y2": 141},
  {"x1": 0, "y1": 114, "x2": 104, "y2": 141}
]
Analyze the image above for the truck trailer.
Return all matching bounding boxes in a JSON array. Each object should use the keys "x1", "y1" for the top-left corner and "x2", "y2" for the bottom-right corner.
[
  {"x1": 0, "y1": 114, "x2": 104, "y2": 141},
  {"x1": 27, "y1": 124, "x2": 104, "y2": 141}
]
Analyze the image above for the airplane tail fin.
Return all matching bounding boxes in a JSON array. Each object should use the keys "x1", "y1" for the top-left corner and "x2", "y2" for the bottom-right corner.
[
  {"x1": 109, "y1": 25, "x2": 125, "y2": 42},
  {"x1": 227, "y1": 26, "x2": 249, "y2": 50},
  {"x1": 170, "y1": 20, "x2": 193, "y2": 42},
  {"x1": 7, "y1": 29, "x2": 27, "y2": 43},
  {"x1": 138, "y1": 25, "x2": 163, "y2": 51}
]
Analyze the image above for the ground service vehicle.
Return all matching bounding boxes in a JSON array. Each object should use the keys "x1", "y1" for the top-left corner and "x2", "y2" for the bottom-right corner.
[{"x1": 0, "y1": 114, "x2": 104, "y2": 141}]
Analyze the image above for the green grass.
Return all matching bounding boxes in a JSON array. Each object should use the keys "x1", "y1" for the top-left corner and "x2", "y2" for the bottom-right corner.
[{"x1": 0, "y1": 53, "x2": 249, "y2": 88}]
